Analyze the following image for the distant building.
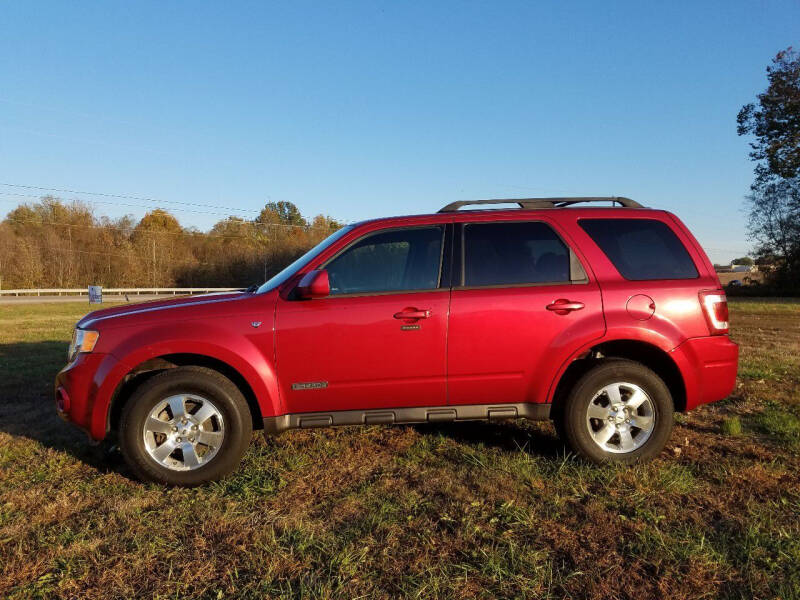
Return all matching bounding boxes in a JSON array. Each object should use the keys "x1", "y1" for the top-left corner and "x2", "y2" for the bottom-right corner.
[{"x1": 731, "y1": 264, "x2": 757, "y2": 273}]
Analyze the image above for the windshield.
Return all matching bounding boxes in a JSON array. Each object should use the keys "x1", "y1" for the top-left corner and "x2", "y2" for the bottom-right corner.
[{"x1": 256, "y1": 224, "x2": 355, "y2": 293}]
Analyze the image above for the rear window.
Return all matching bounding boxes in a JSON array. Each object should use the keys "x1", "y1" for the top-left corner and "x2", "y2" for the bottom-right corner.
[
  {"x1": 463, "y1": 221, "x2": 571, "y2": 286},
  {"x1": 579, "y1": 218, "x2": 698, "y2": 280}
]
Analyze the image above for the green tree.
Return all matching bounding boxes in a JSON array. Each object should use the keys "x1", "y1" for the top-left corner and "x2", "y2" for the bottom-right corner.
[
  {"x1": 737, "y1": 48, "x2": 800, "y2": 182},
  {"x1": 731, "y1": 257, "x2": 754, "y2": 266},
  {"x1": 309, "y1": 214, "x2": 343, "y2": 235},
  {"x1": 746, "y1": 178, "x2": 800, "y2": 288},
  {"x1": 739, "y1": 48, "x2": 800, "y2": 291},
  {"x1": 255, "y1": 201, "x2": 307, "y2": 228}
]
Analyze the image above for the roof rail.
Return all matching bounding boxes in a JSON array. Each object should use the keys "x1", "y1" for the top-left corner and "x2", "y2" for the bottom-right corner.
[{"x1": 438, "y1": 196, "x2": 643, "y2": 213}]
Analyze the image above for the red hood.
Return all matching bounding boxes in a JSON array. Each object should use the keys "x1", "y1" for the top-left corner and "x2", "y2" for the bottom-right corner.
[{"x1": 77, "y1": 292, "x2": 246, "y2": 329}]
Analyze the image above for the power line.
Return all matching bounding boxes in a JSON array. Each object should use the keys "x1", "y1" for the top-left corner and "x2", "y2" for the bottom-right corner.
[
  {"x1": 0, "y1": 184, "x2": 752, "y2": 254},
  {"x1": 3, "y1": 206, "x2": 752, "y2": 253},
  {"x1": 5, "y1": 212, "x2": 751, "y2": 261},
  {"x1": 1, "y1": 213, "x2": 340, "y2": 241},
  {"x1": 0, "y1": 182, "x2": 263, "y2": 214},
  {"x1": 29, "y1": 242, "x2": 222, "y2": 267},
  {"x1": 0, "y1": 183, "x2": 353, "y2": 226},
  {"x1": 0, "y1": 190, "x2": 261, "y2": 219},
  {"x1": 703, "y1": 247, "x2": 752, "y2": 253},
  {"x1": 3, "y1": 215, "x2": 247, "y2": 240},
  {"x1": 0, "y1": 193, "x2": 345, "y2": 232},
  {"x1": 0, "y1": 216, "x2": 332, "y2": 269}
]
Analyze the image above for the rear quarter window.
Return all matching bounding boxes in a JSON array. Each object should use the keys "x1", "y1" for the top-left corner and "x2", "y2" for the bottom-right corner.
[{"x1": 579, "y1": 218, "x2": 698, "y2": 280}]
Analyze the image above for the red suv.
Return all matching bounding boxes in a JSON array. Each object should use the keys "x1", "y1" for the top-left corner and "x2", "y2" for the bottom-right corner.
[{"x1": 56, "y1": 198, "x2": 738, "y2": 485}]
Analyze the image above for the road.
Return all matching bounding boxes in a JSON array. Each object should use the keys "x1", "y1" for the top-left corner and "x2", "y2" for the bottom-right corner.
[{"x1": 0, "y1": 294, "x2": 176, "y2": 305}]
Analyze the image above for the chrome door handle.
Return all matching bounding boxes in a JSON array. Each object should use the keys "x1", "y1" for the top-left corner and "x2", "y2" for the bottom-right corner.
[
  {"x1": 393, "y1": 309, "x2": 431, "y2": 320},
  {"x1": 546, "y1": 299, "x2": 585, "y2": 313}
]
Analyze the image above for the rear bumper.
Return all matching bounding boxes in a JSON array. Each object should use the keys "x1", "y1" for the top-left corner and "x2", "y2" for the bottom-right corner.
[{"x1": 671, "y1": 335, "x2": 739, "y2": 410}]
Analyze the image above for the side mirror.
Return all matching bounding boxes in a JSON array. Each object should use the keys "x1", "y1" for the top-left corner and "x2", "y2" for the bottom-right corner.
[{"x1": 296, "y1": 269, "x2": 330, "y2": 299}]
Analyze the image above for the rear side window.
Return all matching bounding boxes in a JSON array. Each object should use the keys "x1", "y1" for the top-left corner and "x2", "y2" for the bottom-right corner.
[
  {"x1": 579, "y1": 218, "x2": 698, "y2": 280},
  {"x1": 325, "y1": 226, "x2": 443, "y2": 295},
  {"x1": 463, "y1": 222, "x2": 571, "y2": 286}
]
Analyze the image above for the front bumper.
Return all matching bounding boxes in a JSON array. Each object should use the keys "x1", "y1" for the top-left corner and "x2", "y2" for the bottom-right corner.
[
  {"x1": 55, "y1": 352, "x2": 126, "y2": 440},
  {"x1": 671, "y1": 335, "x2": 739, "y2": 410}
]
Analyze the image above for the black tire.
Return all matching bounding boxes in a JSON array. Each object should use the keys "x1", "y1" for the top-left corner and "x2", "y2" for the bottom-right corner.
[
  {"x1": 557, "y1": 359, "x2": 674, "y2": 464},
  {"x1": 120, "y1": 366, "x2": 252, "y2": 485}
]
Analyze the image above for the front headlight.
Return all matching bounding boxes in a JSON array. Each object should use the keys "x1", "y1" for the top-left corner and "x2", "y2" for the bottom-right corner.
[{"x1": 68, "y1": 329, "x2": 99, "y2": 363}]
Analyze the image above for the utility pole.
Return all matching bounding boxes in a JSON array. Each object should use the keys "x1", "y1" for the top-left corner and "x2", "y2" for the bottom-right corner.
[
  {"x1": 68, "y1": 228, "x2": 72, "y2": 283},
  {"x1": 152, "y1": 237, "x2": 156, "y2": 288}
]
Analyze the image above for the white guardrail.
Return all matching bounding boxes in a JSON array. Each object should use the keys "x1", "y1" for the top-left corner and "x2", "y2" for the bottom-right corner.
[{"x1": 0, "y1": 288, "x2": 244, "y2": 296}]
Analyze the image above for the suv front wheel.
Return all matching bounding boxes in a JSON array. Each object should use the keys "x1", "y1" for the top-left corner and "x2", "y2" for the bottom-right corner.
[
  {"x1": 559, "y1": 359, "x2": 674, "y2": 464},
  {"x1": 120, "y1": 366, "x2": 252, "y2": 485}
]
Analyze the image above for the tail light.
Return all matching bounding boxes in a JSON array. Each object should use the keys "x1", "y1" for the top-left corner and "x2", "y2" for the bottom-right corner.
[{"x1": 699, "y1": 290, "x2": 729, "y2": 335}]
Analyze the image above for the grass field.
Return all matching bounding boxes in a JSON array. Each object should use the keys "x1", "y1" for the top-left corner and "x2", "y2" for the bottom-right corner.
[{"x1": 1, "y1": 300, "x2": 799, "y2": 599}]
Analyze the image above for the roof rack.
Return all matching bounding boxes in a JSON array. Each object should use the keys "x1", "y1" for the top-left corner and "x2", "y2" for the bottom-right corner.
[{"x1": 438, "y1": 196, "x2": 643, "y2": 213}]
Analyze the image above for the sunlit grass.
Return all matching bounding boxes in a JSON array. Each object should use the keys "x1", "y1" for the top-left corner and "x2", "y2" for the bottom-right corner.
[{"x1": 0, "y1": 300, "x2": 798, "y2": 598}]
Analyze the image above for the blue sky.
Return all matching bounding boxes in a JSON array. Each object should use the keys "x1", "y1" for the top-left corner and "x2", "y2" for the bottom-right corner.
[{"x1": 1, "y1": 1, "x2": 797, "y2": 264}]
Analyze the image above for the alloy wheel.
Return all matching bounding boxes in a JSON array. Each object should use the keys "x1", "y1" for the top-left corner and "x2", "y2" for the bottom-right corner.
[
  {"x1": 585, "y1": 382, "x2": 656, "y2": 454},
  {"x1": 142, "y1": 394, "x2": 225, "y2": 471}
]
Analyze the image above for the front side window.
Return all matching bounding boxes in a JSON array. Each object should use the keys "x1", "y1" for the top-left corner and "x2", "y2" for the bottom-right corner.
[
  {"x1": 463, "y1": 221, "x2": 571, "y2": 287},
  {"x1": 324, "y1": 226, "x2": 444, "y2": 295},
  {"x1": 579, "y1": 218, "x2": 698, "y2": 280}
]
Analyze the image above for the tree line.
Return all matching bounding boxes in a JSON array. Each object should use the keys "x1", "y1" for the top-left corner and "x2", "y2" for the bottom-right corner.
[
  {"x1": 738, "y1": 47, "x2": 800, "y2": 293},
  {"x1": 0, "y1": 197, "x2": 342, "y2": 289}
]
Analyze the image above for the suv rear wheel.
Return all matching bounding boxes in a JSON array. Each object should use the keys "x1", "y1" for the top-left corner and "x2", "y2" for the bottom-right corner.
[
  {"x1": 120, "y1": 366, "x2": 252, "y2": 485},
  {"x1": 559, "y1": 359, "x2": 674, "y2": 463}
]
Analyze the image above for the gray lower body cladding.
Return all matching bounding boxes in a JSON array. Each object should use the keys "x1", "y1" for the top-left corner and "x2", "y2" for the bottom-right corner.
[{"x1": 262, "y1": 402, "x2": 551, "y2": 436}]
